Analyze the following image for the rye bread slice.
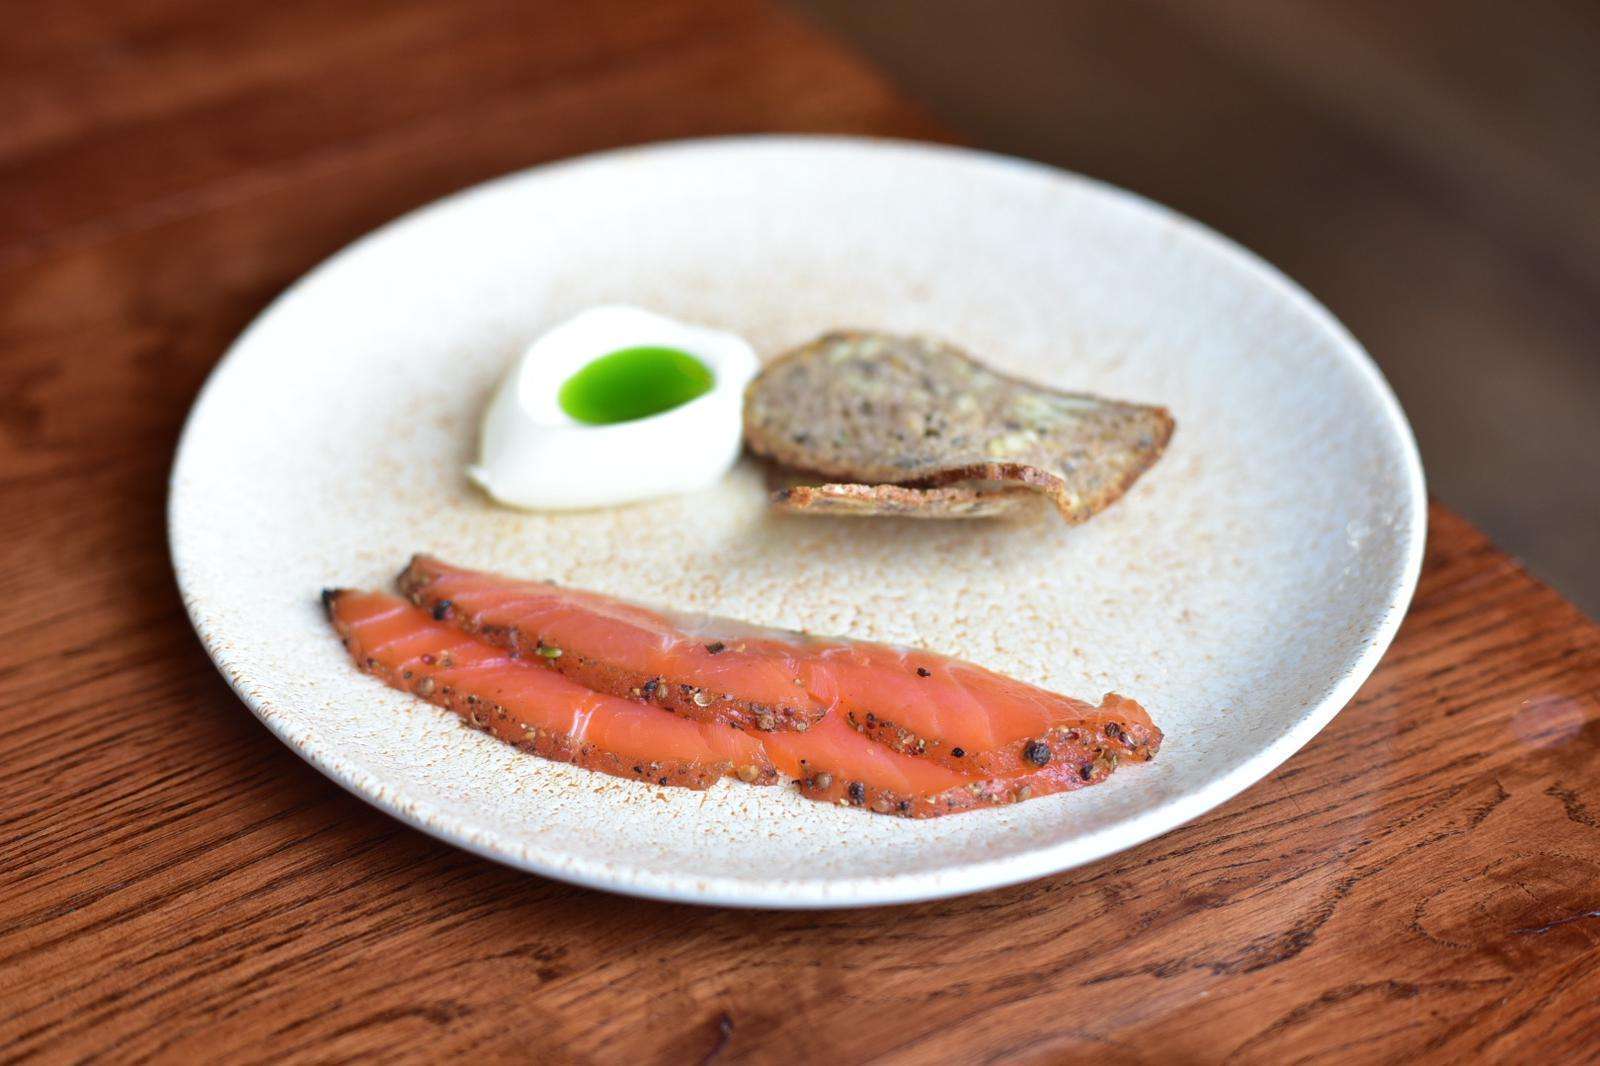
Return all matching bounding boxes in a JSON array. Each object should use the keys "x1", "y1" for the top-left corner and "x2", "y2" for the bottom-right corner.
[{"x1": 744, "y1": 331, "x2": 1174, "y2": 522}]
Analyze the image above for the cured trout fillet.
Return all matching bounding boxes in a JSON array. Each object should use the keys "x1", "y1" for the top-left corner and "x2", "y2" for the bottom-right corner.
[
  {"x1": 763, "y1": 709, "x2": 1129, "y2": 818},
  {"x1": 326, "y1": 589, "x2": 777, "y2": 789},
  {"x1": 399, "y1": 555, "x2": 829, "y2": 733},
  {"x1": 811, "y1": 657, "x2": 1160, "y2": 776},
  {"x1": 327, "y1": 588, "x2": 1149, "y2": 818},
  {"x1": 399, "y1": 556, "x2": 1161, "y2": 774}
]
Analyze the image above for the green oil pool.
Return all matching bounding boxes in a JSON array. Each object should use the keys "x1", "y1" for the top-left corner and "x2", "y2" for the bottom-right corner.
[{"x1": 557, "y1": 346, "x2": 715, "y2": 425}]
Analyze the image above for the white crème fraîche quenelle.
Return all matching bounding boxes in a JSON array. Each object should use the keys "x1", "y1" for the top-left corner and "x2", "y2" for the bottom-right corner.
[{"x1": 469, "y1": 305, "x2": 759, "y2": 510}]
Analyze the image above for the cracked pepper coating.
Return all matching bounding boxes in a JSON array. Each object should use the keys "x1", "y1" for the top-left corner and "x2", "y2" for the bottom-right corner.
[
  {"x1": 744, "y1": 331, "x2": 1174, "y2": 521},
  {"x1": 327, "y1": 563, "x2": 1164, "y2": 818},
  {"x1": 331, "y1": 587, "x2": 1148, "y2": 816},
  {"x1": 326, "y1": 589, "x2": 779, "y2": 789},
  {"x1": 399, "y1": 555, "x2": 827, "y2": 733},
  {"x1": 398, "y1": 555, "x2": 1163, "y2": 784}
]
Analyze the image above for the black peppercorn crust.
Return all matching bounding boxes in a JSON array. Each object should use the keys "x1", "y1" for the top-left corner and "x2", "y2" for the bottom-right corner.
[
  {"x1": 798, "y1": 742, "x2": 1125, "y2": 818},
  {"x1": 399, "y1": 555, "x2": 824, "y2": 733},
  {"x1": 326, "y1": 589, "x2": 779, "y2": 790},
  {"x1": 846, "y1": 693, "x2": 1162, "y2": 777}
]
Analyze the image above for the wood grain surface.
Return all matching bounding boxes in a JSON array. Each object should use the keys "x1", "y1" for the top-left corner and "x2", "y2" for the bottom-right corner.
[{"x1": 2, "y1": 1, "x2": 1597, "y2": 1062}]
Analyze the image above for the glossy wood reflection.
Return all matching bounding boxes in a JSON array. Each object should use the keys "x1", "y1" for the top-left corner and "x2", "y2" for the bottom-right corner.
[{"x1": 0, "y1": 1, "x2": 1596, "y2": 1062}]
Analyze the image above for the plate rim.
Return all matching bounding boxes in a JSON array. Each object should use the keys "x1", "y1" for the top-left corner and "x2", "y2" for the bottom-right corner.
[{"x1": 168, "y1": 134, "x2": 1428, "y2": 908}]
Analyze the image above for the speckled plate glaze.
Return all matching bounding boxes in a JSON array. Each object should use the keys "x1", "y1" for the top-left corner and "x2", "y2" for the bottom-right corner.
[{"x1": 169, "y1": 137, "x2": 1425, "y2": 908}]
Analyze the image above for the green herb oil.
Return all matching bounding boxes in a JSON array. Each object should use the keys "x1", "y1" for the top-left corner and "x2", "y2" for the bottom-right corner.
[{"x1": 557, "y1": 346, "x2": 715, "y2": 425}]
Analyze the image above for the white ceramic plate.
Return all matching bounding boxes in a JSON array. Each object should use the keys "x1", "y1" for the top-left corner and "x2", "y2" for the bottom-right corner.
[{"x1": 170, "y1": 137, "x2": 1425, "y2": 908}]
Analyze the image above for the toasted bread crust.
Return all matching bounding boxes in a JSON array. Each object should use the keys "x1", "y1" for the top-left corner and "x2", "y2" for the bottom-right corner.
[{"x1": 772, "y1": 481, "x2": 1038, "y2": 518}]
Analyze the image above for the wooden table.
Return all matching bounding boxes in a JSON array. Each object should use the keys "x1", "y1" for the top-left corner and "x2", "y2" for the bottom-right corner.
[{"x1": 3, "y1": 2, "x2": 1597, "y2": 1061}]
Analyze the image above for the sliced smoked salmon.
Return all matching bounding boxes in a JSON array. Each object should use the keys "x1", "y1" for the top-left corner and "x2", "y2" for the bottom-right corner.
[
  {"x1": 326, "y1": 589, "x2": 777, "y2": 789},
  {"x1": 763, "y1": 708, "x2": 1130, "y2": 817},
  {"x1": 808, "y1": 653, "x2": 1161, "y2": 776},
  {"x1": 398, "y1": 555, "x2": 1161, "y2": 774},
  {"x1": 399, "y1": 555, "x2": 828, "y2": 733},
  {"x1": 327, "y1": 585, "x2": 1153, "y2": 818}
]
